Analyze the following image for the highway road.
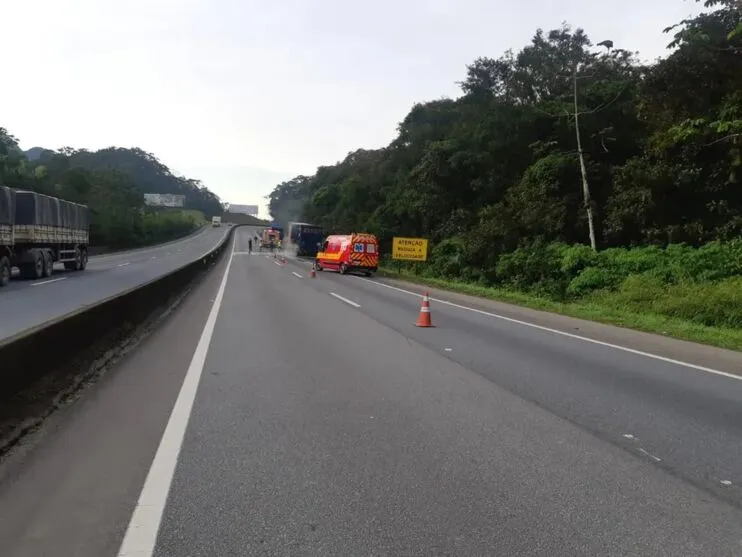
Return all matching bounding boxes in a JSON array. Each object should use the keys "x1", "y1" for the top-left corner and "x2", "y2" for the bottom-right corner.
[
  {"x1": 0, "y1": 225, "x2": 231, "y2": 343},
  {"x1": 0, "y1": 226, "x2": 741, "y2": 556}
]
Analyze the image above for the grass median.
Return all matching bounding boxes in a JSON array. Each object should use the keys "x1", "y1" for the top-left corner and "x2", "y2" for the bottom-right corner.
[{"x1": 378, "y1": 267, "x2": 742, "y2": 352}]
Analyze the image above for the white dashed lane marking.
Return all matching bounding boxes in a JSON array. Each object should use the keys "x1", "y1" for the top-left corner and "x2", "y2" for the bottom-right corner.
[
  {"x1": 330, "y1": 292, "x2": 361, "y2": 308},
  {"x1": 30, "y1": 277, "x2": 68, "y2": 287}
]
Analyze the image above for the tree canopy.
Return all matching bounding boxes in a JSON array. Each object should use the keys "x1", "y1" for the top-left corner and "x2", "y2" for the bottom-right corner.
[
  {"x1": 0, "y1": 132, "x2": 223, "y2": 248},
  {"x1": 268, "y1": 1, "x2": 742, "y2": 270}
]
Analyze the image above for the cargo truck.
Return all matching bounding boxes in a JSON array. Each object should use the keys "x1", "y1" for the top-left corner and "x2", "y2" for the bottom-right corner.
[
  {"x1": 0, "y1": 186, "x2": 90, "y2": 287},
  {"x1": 287, "y1": 222, "x2": 324, "y2": 257},
  {"x1": 212, "y1": 216, "x2": 222, "y2": 227}
]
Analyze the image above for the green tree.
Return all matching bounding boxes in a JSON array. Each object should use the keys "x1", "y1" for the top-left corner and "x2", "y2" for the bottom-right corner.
[
  {"x1": 1, "y1": 132, "x2": 224, "y2": 249},
  {"x1": 265, "y1": 0, "x2": 740, "y2": 279}
]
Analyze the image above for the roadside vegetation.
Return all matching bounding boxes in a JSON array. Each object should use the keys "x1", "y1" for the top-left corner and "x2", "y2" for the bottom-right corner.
[
  {"x1": 268, "y1": 0, "x2": 742, "y2": 348},
  {"x1": 380, "y1": 241, "x2": 742, "y2": 350},
  {"x1": 0, "y1": 135, "x2": 223, "y2": 250},
  {"x1": 222, "y1": 212, "x2": 271, "y2": 226}
]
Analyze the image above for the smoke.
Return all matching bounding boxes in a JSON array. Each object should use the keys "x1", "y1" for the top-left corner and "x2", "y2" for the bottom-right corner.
[{"x1": 272, "y1": 198, "x2": 305, "y2": 231}]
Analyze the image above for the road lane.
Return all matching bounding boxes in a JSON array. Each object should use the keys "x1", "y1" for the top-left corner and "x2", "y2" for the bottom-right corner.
[
  {"x1": 3, "y1": 224, "x2": 216, "y2": 289},
  {"x1": 124, "y1": 229, "x2": 742, "y2": 556},
  {"x1": 286, "y1": 254, "x2": 742, "y2": 373},
  {"x1": 2, "y1": 226, "x2": 740, "y2": 556},
  {"x1": 281, "y1": 256, "x2": 742, "y2": 508},
  {"x1": 0, "y1": 232, "x2": 237, "y2": 557},
  {"x1": 0, "y1": 225, "x2": 236, "y2": 342}
]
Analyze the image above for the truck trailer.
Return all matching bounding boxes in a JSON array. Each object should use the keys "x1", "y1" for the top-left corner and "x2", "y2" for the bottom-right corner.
[
  {"x1": 0, "y1": 186, "x2": 90, "y2": 287},
  {"x1": 287, "y1": 222, "x2": 324, "y2": 257}
]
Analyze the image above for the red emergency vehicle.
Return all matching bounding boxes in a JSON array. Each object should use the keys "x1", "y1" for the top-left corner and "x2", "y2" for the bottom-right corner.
[{"x1": 315, "y1": 233, "x2": 379, "y2": 276}]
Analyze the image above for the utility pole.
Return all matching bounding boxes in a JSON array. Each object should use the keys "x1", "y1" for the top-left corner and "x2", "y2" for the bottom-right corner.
[{"x1": 573, "y1": 63, "x2": 597, "y2": 251}]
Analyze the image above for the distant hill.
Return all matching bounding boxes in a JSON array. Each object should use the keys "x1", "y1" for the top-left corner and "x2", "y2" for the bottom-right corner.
[
  {"x1": 24, "y1": 147, "x2": 52, "y2": 161},
  {"x1": 1, "y1": 128, "x2": 222, "y2": 249},
  {"x1": 25, "y1": 146, "x2": 223, "y2": 217}
]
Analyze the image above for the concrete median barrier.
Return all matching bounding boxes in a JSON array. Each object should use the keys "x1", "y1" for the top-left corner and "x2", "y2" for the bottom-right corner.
[{"x1": 0, "y1": 226, "x2": 236, "y2": 452}]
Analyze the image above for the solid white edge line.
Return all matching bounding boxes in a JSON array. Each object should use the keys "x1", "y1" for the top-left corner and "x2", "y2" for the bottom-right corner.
[
  {"x1": 117, "y1": 262, "x2": 131, "y2": 267},
  {"x1": 30, "y1": 277, "x2": 67, "y2": 287},
  {"x1": 330, "y1": 292, "x2": 361, "y2": 308},
  {"x1": 292, "y1": 271, "x2": 303, "y2": 278},
  {"x1": 352, "y1": 276, "x2": 742, "y2": 382},
  {"x1": 117, "y1": 234, "x2": 236, "y2": 557}
]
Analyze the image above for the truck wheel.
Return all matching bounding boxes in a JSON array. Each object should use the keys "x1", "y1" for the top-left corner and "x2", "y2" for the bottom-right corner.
[
  {"x1": 0, "y1": 257, "x2": 10, "y2": 287},
  {"x1": 339, "y1": 263, "x2": 348, "y2": 275},
  {"x1": 315, "y1": 260, "x2": 323, "y2": 271},
  {"x1": 32, "y1": 251, "x2": 45, "y2": 279},
  {"x1": 65, "y1": 248, "x2": 82, "y2": 271},
  {"x1": 79, "y1": 248, "x2": 88, "y2": 271},
  {"x1": 43, "y1": 251, "x2": 53, "y2": 277}
]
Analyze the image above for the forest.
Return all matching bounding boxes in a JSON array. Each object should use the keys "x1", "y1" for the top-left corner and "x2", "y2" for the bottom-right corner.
[
  {"x1": 0, "y1": 131, "x2": 223, "y2": 249},
  {"x1": 267, "y1": 0, "x2": 742, "y2": 346}
]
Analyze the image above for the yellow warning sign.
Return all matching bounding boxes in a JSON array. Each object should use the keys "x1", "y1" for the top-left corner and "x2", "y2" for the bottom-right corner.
[{"x1": 391, "y1": 237, "x2": 428, "y2": 261}]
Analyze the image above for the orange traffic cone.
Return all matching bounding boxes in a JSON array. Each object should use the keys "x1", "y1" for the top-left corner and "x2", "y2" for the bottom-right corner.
[
  {"x1": 415, "y1": 292, "x2": 434, "y2": 327},
  {"x1": 310, "y1": 264, "x2": 316, "y2": 278}
]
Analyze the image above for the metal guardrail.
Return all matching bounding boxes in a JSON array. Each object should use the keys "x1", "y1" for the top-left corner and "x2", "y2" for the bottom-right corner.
[{"x1": 0, "y1": 226, "x2": 236, "y2": 421}]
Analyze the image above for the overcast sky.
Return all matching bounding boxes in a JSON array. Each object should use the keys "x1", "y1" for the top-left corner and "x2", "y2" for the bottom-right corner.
[{"x1": 4, "y1": 0, "x2": 702, "y2": 217}]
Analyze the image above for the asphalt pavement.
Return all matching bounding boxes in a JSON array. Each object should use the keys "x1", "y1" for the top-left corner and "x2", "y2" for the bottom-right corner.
[
  {"x1": 0, "y1": 225, "x2": 231, "y2": 343},
  {"x1": 1, "y1": 227, "x2": 741, "y2": 556},
  {"x1": 280, "y1": 253, "x2": 742, "y2": 506}
]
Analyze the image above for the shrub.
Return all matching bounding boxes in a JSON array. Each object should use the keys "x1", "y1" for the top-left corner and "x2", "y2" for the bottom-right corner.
[
  {"x1": 566, "y1": 266, "x2": 615, "y2": 298},
  {"x1": 428, "y1": 236, "x2": 466, "y2": 279},
  {"x1": 392, "y1": 239, "x2": 742, "y2": 331},
  {"x1": 496, "y1": 242, "x2": 569, "y2": 299}
]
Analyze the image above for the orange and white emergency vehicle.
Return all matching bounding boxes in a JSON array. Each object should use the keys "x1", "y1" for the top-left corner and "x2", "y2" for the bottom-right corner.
[{"x1": 315, "y1": 233, "x2": 379, "y2": 276}]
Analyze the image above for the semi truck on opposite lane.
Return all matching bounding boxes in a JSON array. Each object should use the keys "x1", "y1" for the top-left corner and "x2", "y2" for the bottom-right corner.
[{"x1": 0, "y1": 185, "x2": 90, "y2": 287}]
